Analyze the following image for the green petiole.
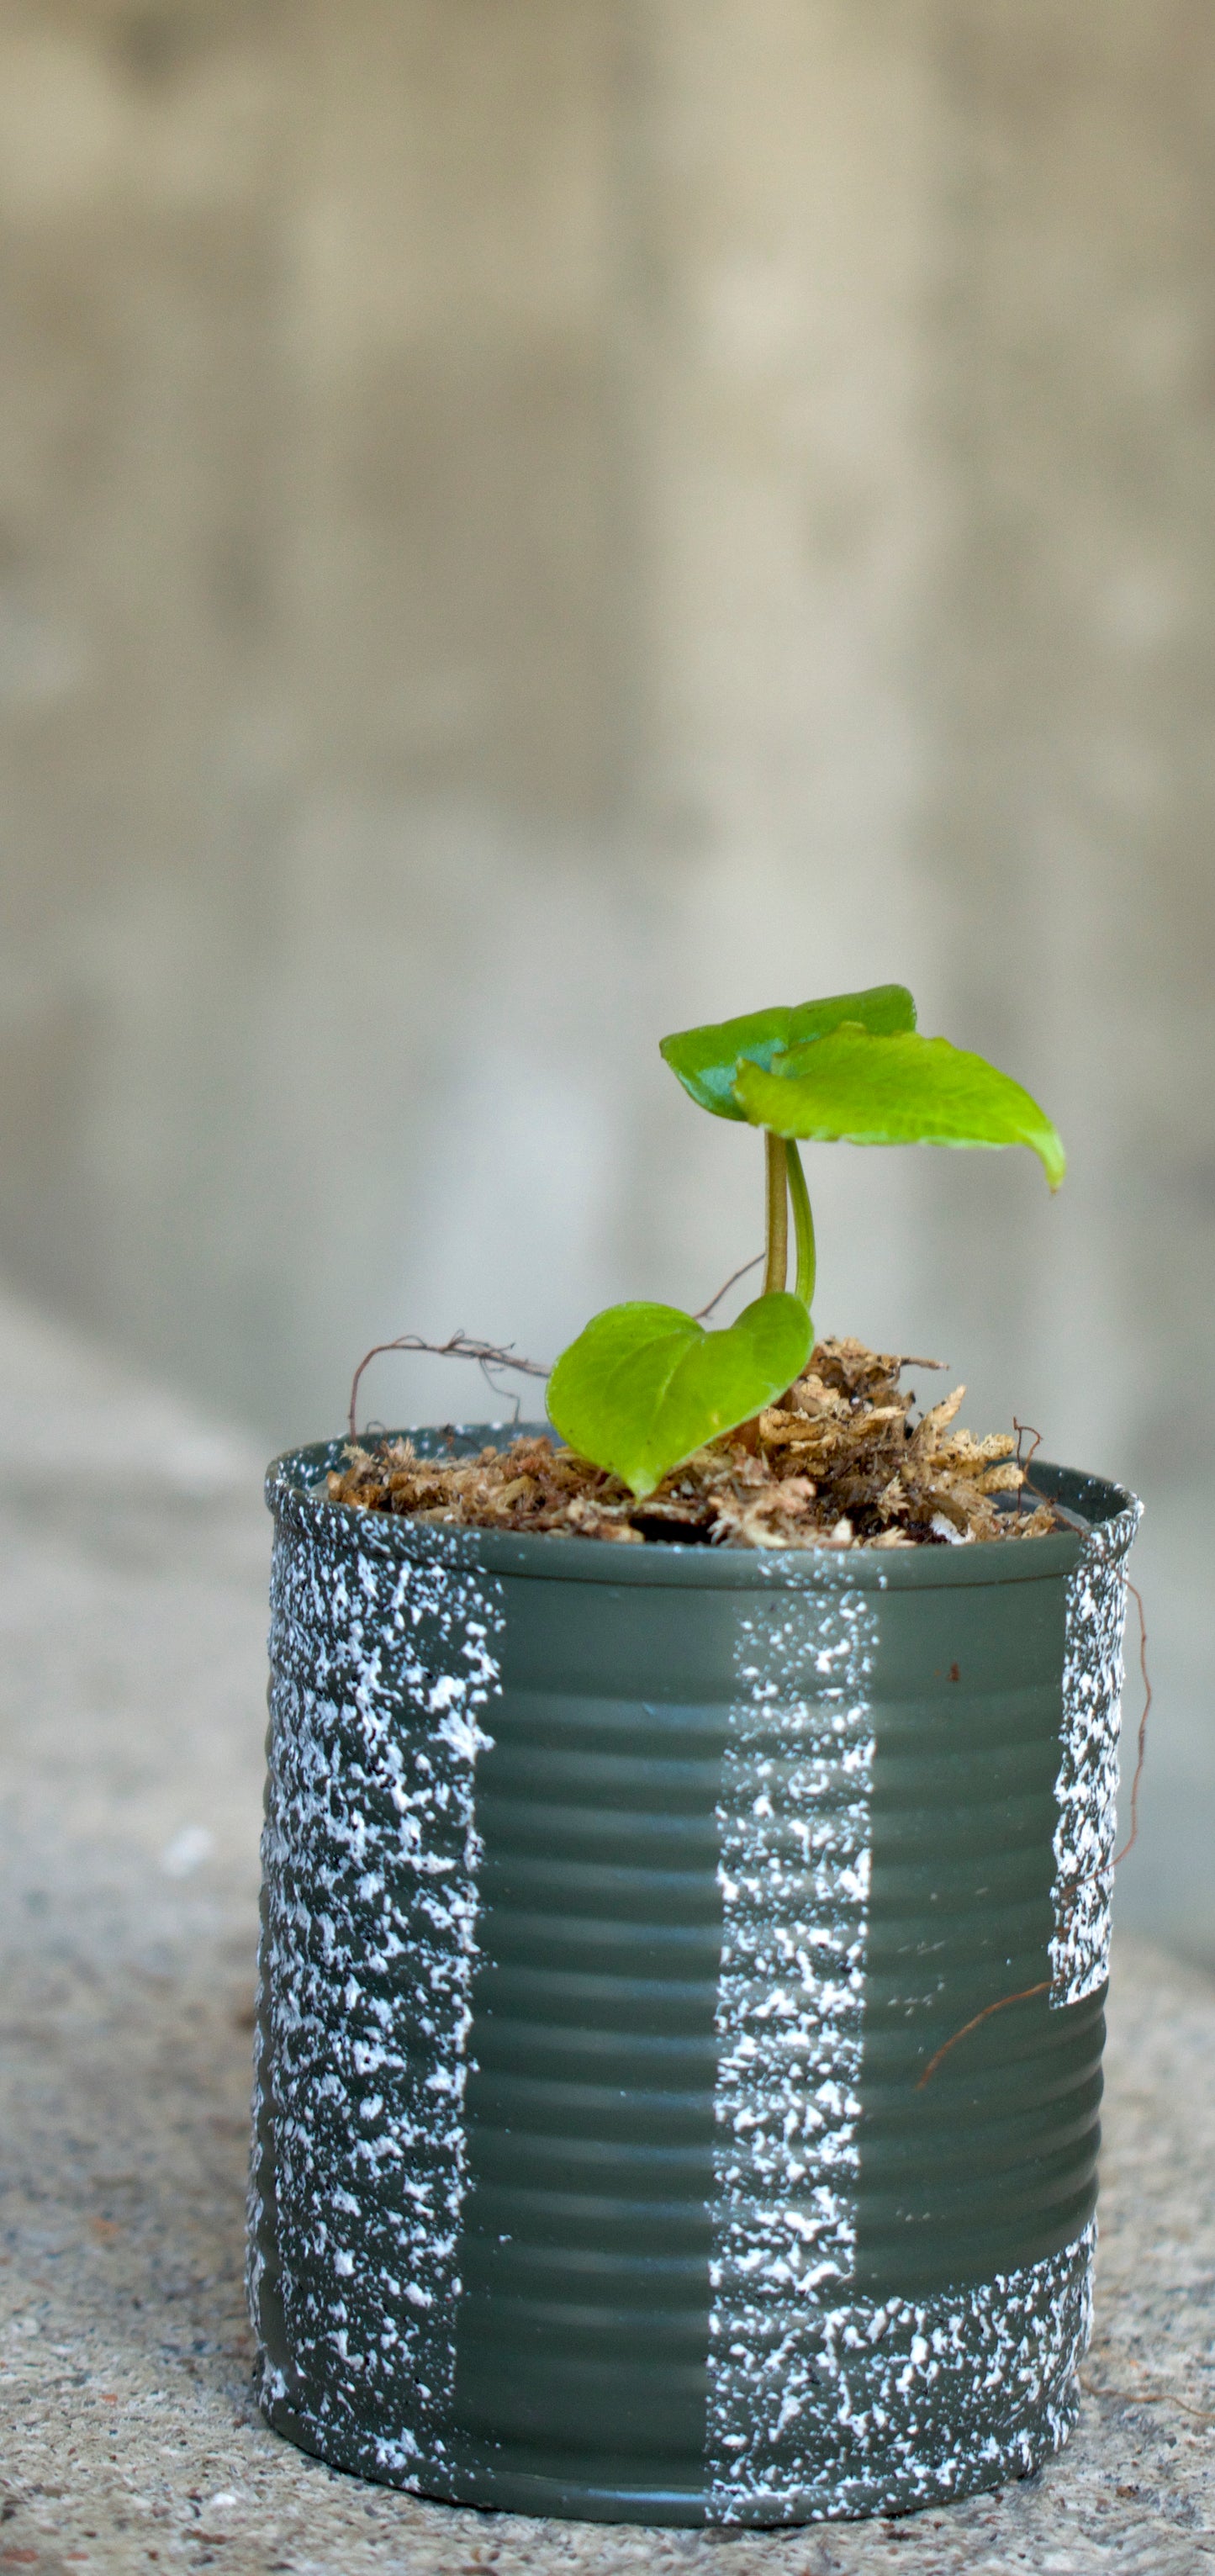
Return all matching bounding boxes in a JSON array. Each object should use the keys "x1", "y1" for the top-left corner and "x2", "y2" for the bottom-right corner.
[
  {"x1": 785, "y1": 1140, "x2": 816, "y2": 1311},
  {"x1": 763, "y1": 1134, "x2": 790, "y2": 1296}
]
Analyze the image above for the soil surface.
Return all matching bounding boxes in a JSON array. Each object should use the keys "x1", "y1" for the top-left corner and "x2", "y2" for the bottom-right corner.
[{"x1": 331, "y1": 1338, "x2": 1060, "y2": 1547}]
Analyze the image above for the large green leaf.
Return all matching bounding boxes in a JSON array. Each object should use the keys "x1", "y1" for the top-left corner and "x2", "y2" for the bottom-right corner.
[
  {"x1": 659, "y1": 984, "x2": 917, "y2": 1121},
  {"x1": 547, "y1": 1293, "x2": 813, "y2": 1500},
  {"x1": 734, "y1": 1026, "x2": 1065, "y2": 1187}
]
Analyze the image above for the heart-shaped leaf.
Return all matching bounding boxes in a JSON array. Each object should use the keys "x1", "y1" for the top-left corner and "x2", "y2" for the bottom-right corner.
[
  {"x1": 660, "y1": 984, "x2": 917, "y2": 1121},
  {"x1": 547, "y1": 1293, "x2": 813, "y2": 1500},
  {"x1": 734, "y1": 1026, "x2": 1065, "y2": 1187}
]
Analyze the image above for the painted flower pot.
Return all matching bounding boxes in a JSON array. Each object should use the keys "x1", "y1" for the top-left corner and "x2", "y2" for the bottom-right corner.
[{"x1": 248, "y1": 1427, "x2": 1139, "y2": 2528}]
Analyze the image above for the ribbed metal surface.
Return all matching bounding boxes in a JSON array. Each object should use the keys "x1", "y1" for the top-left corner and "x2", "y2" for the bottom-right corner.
[
  {"x1": 452, "y1": 1602, "x2": 725, "y2": 2494},
  {"x1": 251, "y1": 1431, "x2": 1138, "y2": 2525},
  {"x1": 858, "y1": 1565, "x2": 1097, "y2": 2289}
]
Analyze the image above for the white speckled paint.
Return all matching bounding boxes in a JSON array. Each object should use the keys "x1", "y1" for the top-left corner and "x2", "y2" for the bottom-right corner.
[
  {"x1": 705, "y1": 1579, "x2": 878, "y2": 2518},
  {"x1": 704, "y1": 1539, "x2": 1115, "y2": 2523},
  {"x1": 1051, "y1": 1500, "x2": 1143, "y2": 2008},
  {"x1": 703, "y1": 2224, "x2": 1094, "y2": 2523},
  {"x1": 249, "y1": 1497, "x2": 502, "y2": 2478}
]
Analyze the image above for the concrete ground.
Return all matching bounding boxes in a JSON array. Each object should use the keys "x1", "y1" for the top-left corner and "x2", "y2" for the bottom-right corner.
[{"x1": 1, "y1": 1287, "x2": 1212, "y2": 2576}]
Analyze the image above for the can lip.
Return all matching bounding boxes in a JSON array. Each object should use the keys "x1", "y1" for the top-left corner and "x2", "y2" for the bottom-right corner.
[{"x1": 265, "y1": 1426, "x2": 1140, "y2": 1591}]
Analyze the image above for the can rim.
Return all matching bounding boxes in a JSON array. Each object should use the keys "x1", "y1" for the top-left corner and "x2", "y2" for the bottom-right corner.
[{"x1": 266, "y1": 1426, "x2": 1139, "y2": 1591}]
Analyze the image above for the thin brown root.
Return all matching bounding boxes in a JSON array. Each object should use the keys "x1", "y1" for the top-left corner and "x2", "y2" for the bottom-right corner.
[
  {"x1": 1112, "y1": 1580, "x2": 1151, "y2": 1870},
  {"x1": 1080, "y1": 2373, "x2": 1215, "y2": 2426},
  {"x1": 695, "y1": 1253, "x2": 765, "y2": 1322},
  {"x1": 918, "y1": 1573, "x2": 1151, "y2": 2090},
  {"x1": 348, "y1": 1332, "x2": 550, "y2": 1442},
  {"x1": 1013, "y1": 1418, "x2": 1043, "y2": 1516},
  {"x1": 915, "y1": 1979, "x2": 1050, "y2": 2092}
]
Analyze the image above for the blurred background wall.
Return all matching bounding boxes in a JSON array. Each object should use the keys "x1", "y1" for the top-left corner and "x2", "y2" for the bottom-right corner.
[{"x1": 0, "y1": 0, "x2": 1212, "y2": 1950}]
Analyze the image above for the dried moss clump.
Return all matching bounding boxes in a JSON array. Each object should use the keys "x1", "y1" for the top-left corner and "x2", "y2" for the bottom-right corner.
[{"x1": 327, "y1": 1338, "x2": 1059, "y2": 1550}]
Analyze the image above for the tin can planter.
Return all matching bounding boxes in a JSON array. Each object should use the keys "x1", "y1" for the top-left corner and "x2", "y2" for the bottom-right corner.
[{"x1": 248, "y1": 1428, "x2": 1139, "y2": 2528}]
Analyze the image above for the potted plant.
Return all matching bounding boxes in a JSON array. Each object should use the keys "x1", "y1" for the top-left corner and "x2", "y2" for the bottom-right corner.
[{"x1": 248, "y1": 984, "x2": 1139, "y2": 2528}]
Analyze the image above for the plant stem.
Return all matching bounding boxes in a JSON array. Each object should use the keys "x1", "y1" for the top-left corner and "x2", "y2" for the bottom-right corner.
[
  {"x1": 763, "y1": 1132, "x2": 789, "y2": 1294},
  {"x1": 786, "y1": 1140, "x2": 816, "y2": 1310}
]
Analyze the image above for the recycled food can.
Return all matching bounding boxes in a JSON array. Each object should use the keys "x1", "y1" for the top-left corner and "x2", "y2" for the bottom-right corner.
[{"x1": 249, "y1": 1429, "x2": 1139, "y2": 2526}]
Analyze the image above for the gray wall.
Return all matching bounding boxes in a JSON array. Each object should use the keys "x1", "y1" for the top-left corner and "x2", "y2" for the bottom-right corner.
[{"x1": 1, "y1": 1, "x2": 1212, "y2": 1951}]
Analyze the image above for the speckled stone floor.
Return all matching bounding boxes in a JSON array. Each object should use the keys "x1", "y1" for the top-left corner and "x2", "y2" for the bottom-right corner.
[{"x1": 1, "y1": 1289, "x2": 1212, "y2": 2575}]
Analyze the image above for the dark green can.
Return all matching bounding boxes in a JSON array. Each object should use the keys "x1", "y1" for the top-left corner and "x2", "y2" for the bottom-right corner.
[{"x1": 249, "y1": 1430, "x2": 1139, "y2": 2526}]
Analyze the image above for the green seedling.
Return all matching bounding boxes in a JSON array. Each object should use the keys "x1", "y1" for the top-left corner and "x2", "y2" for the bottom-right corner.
[{"x1": 547, "y1": 983, "x2": 1064, "y2": 1499}]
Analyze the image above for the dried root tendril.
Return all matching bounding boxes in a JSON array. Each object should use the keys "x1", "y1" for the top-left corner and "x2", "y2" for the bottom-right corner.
[{"x1": 917, "y1": 1580, "x2": 1151, "y2": 2091}]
